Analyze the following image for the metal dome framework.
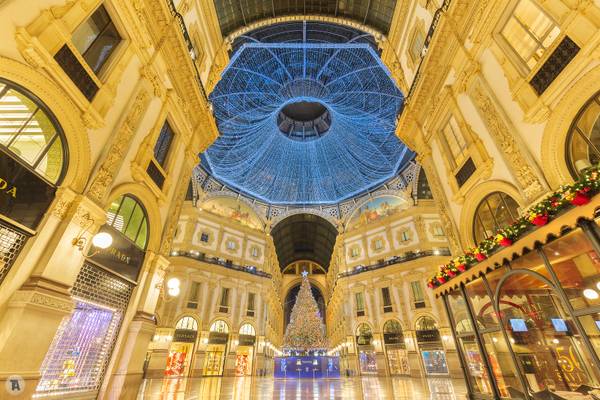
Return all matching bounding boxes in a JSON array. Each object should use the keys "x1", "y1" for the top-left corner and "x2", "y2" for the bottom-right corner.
[{"x1": 204, "y1": 39, "x2": 412, "y2": 205}]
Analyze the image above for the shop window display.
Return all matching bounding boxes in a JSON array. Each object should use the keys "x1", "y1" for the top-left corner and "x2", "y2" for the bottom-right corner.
[
  {"x1": 235, "y1": 352, "x2": 251, "y2": 376},
  {"x1": 481, "y1": 331, "x2": 526, "y2": 398},
  {"x1": 497, "y1": 272, "x2": 600, "y2": 395},
  {"x1": 421, "y1": 350, "x2": 448, "y2": 375},
  {"x1": 204, "y1": 349, "x2": 224, "y2": 376},
  {"x1": 358, "y1": 350, "x2": 378, "y2": 374},
  {"x1": 165, "y1": 344, "x2": 192, "y2": 377}
]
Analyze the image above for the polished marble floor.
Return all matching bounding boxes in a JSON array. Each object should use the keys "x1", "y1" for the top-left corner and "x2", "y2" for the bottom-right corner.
[{"x1": 137, "y1": 376, "x2": 467, "y2": 400}]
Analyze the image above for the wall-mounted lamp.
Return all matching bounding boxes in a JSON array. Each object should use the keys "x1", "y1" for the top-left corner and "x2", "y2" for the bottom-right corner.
[
  {"x1": 72, "y1": 231, "x2": 113, "y2": 257},
  {"x1": 166, "y1": 278, "x2": 181, "y2": 297}
]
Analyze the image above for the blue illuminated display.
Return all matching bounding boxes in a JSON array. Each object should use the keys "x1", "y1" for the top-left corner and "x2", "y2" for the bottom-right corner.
[{"x1": 204, "y1": 42, "x2": 412, "y2": 205}]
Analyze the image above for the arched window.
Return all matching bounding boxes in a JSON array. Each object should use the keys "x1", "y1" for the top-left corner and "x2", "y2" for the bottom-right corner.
[
  {"x1": 239, "y1": 323, "x2": 255, "y2": 336},
  {"x1": 416, "y1": 316, "x2": 437, "y2": 331},
  {"x1": 473, "y1": 192, "x2": 520, "y2": 243},
  {"x1": 175, "y1": 316, "x2": 198, "y2": 331},
  {"x1": 0, "y1": 79, "x2": 67, "y2": 184},
  {"x1": 383, "y1": 319, "x2": 404, "y2": 345},
  {"x1": 210, "y1": 320, "x2": 229, "y2": 333},
  {"x1": 566, "y1": 91, "x2": 600, "y2": 177},
  {"x1": 106, "y1": 195, "x2": 148, "y2": 249},
  {"x1": 356, "y1": 323, "x2": 373, "y2": 346}
]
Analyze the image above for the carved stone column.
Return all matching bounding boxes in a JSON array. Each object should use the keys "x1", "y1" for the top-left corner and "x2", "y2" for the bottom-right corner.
[{"x1": 102, "y1": 253, "x2": 170, "y2": 400}]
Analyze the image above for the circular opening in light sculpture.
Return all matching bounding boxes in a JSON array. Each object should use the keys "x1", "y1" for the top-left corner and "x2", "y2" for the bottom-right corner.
[
  {"x1": 277, "y1": 99, "x2": 331, "y2": 141},
  {"x1": 583, "y1": 288, "x2": 599, "y2": 300}
]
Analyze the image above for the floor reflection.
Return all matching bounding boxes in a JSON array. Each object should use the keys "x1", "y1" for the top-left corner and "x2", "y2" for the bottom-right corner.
[{"x1": 137, "y1": 376, "x2": 467, "y2": 400}]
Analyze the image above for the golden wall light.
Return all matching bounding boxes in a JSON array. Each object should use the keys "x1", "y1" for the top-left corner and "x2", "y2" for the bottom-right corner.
[{"x1": 72, "y1": 231, "x2": 113, "y2": 257}]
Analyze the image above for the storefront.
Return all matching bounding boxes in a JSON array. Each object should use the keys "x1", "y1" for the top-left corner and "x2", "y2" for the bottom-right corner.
[
  {"x1": 236, "y1": 323, "x2": 256, "y2": 376},
  {"x1": 415, "y1": 316, "x2": 449, "y2": 375},
  {"x1": 383, "y1": 320, "x2": 410, "y2": 375},
  {"x1": 0, "y1": 79, "x2": 67, "y2": 285},
  {"x1": 204, "y1": 320, "x2": 229, "y2": 376},
  {"x1": 165, "y1": 317, "x2": 199, "y2": 377},
  {"x1": 36, "y1": 194, "x2": 148, "y2": 396},
  {"x1": 433, "y1": 198, "x2": 600, "y2": 399},
  {"x1": 355, "y1": 323, "x2": 377, "y2": 374}
]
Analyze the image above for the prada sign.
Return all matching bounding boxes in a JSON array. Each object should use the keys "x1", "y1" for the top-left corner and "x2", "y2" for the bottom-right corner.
[
  {"x1": 90, "y1": 225, "x2": 145, "y2": 282},
  {"x1": 0, "y1": 150, "x2": 56, "y2": 230},
  {"x1": 174, "y1": 329, "x2": 198, "y2": 343}
]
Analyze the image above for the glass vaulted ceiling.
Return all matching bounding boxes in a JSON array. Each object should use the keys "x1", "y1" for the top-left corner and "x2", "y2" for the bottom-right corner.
[
  {"x1": 213, "y1": 0, "x2": 398, "y2": 37},
  {"x1": 202, "y1": 22, "x2": 413, "y2": 205}
]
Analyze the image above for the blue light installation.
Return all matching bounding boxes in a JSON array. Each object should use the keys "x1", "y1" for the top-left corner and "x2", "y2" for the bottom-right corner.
[{"x1": 204, "y1": 42, "x2": 413, "y2": 205}]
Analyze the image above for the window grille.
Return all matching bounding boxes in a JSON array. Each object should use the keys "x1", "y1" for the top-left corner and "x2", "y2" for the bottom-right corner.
[
  {"x1": 0, "y1": 220, "x2": 28, "y2": 284},
  {"x1": 37, "y1": 262, "x2": 133, "y2": 395}
]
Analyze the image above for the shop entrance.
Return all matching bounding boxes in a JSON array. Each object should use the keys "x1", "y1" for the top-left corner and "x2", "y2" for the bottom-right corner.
[
  {"x1": 236, "y1": 323, "x2": 256, "y2": 376},
  {"x1": 355, "y1": 323, "x2": 377, "y2": 374},
  {"x1": 383, "y1": 319, "x2": 410, "y2": 375},
  {"x1": 204, "y1": 320, "x2": 229, "y2": 376},
  {"x1": 165, "y1": 317, "x2": 198, "y2": 377},
  {"x1": 416, "y1": 316, "x2": 448, "y2": 375}
]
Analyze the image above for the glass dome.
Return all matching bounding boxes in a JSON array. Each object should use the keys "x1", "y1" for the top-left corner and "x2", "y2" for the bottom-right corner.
[{"x1": 203, "y1": 34, "x2": 412, "y2": 205}]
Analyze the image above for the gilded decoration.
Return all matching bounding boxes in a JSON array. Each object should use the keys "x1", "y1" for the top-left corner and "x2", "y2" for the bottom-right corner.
[
  {"x1": 88, "y1": 87, "x2": 151, "y2": 204},
  {"x1": 469, "y1": 78, "x2": 547, "y2": 202}
]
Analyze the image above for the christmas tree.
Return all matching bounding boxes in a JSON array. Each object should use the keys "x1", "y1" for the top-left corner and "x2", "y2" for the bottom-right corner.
[{"x1": 283, "y1": 271, "x2": 327, "y2": 350}]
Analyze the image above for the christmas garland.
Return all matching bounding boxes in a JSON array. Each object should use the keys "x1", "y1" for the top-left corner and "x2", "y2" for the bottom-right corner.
[{"x1": 427, "y1": 165, "x2": 600, "y2": 289}]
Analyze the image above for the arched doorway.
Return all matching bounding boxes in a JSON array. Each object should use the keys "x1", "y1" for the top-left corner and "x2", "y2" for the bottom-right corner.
[
  {"x1": 165, "y1": 316, "x2": 198, "y2": 377},
  {"x1": 204, "y1": 320, "x2": 229, "y2": 376},
  {"x1": 416, "y1": 316, "x2": 448, "y2": 375},
  {"x1": 383, "y1": 319, "x2": 410, "y2": 375},
  {"x1": 356, "y1": 323, "x2": 377, "y2": 374}
]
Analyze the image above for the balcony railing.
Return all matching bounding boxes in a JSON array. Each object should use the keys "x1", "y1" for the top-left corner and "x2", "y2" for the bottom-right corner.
[
  {"x1": 338, "y1": 248, "x2": 452, "y2": 278},
  {"x1": 170, "y1": 250, "x2": 272, "y2": 278},
  {"x1": 406, "y1": 0, "x2": 452, "y2": 103},
  {"x1": 165, "y1": 0, "x2": 208, "y2": 101}
]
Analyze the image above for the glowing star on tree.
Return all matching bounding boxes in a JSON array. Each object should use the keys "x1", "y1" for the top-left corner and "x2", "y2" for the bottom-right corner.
[{"x1": 283, "y1": 272, "x2": 327, "y2": 350}]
